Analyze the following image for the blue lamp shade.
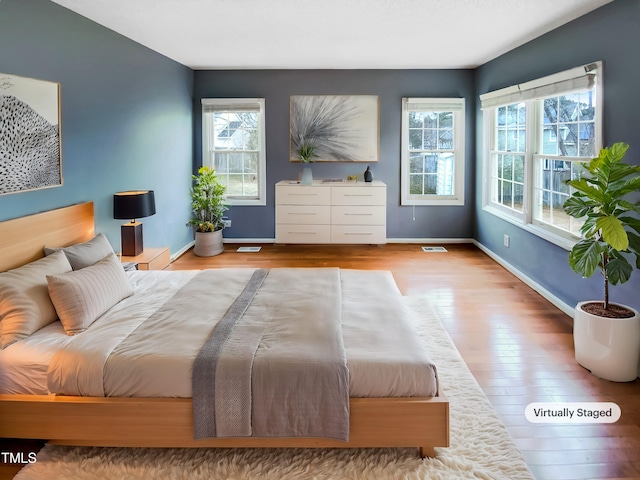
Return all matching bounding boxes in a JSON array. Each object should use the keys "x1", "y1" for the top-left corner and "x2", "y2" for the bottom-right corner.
[{"x1": 113, "y1": 190, "x2": 156, "y2": 257}]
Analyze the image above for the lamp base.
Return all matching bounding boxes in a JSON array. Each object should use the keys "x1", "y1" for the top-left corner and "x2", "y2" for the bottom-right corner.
[{"x1": 121, "y1": 222, "x2": 143, "y2": 257}]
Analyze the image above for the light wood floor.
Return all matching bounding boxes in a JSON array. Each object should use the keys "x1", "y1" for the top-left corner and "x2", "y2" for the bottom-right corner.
[{"x1": 169, "y1": 242, "x2": 640, "y2": 480}]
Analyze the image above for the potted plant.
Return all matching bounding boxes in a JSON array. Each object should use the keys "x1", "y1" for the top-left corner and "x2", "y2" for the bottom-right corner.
[
  {"x1": 298, "y1": 142, "x2": 316, "y2": 185},
  {"x1": 187, "y1": 166, "x2": 228, "y2": 257},
  {"x1": 563, "y1": 141, "x2": 640, "y2": 381}
]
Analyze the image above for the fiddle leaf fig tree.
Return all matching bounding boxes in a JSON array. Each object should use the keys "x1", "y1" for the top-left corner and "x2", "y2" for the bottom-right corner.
[{"x1": 563, "y1": 142, "x2": 640, "y2": 311}]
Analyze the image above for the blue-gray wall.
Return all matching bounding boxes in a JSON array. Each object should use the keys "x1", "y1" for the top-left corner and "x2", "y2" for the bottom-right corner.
[
  {"x1": 194, "y1": 70, "x2": 475, "y2": 240},
  {"x1": 475, "y1": 0, "x2": 640, "y2": 311},
  {"x1": 0, "y1": 0, "x2": 194, "y2": 255}
]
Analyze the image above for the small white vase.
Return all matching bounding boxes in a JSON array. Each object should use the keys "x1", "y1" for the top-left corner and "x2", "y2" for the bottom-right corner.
[
  {"x1": 300, "y1": 166, "x2": 313, "y2": 185},
  {"x1": 194, "y1": 230, "x2": 223, "y2": 257},
  {"x1": 573, "y1": 301, "x2": 640, "y2": 382}
]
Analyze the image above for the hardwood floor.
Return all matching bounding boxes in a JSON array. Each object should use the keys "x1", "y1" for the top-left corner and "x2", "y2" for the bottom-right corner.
[{"x1": 169, "y1": 242, "x2": 640, "y2": 480}]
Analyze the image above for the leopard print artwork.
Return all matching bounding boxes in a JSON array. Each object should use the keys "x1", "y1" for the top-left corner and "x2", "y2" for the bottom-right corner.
[{"x1": 0, "y1": 95, "x2": 61, "y2": 195}]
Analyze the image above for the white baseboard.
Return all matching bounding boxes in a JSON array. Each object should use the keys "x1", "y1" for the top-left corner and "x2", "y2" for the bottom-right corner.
[
  {"x1": 219, "y1": 238, "x2": 475, "y2": 245},
  {"x1": 171, "y1": 239, "x2": 272, "y2": 262},
  {"x1": 222, "y1": 238, "x2": 275, "y2": 244},
  {"x1": 473, "y1": 240, "x2": 574, "y2": 318},
  {"x1": 171, "y1": 241, "x2": 194, "y2": 262},
  {"x1": 386, "y1": 238, "x2": 474, "y2": 244}
]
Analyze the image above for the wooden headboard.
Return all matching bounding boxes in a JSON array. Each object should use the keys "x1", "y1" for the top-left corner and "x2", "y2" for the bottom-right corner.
[{"x1": 0, "y1": 202, "x2": 95, "y2": 272}]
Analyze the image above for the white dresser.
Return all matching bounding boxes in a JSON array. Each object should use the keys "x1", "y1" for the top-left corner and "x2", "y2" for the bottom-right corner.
[{"x1": 275, "y1": 180, "x2": 386, "y2": 244}]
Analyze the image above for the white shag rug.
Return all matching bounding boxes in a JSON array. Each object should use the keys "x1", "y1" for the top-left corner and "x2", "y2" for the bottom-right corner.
[{"x1": 15, "y1": 297, "x2": 535, "y2": 480}]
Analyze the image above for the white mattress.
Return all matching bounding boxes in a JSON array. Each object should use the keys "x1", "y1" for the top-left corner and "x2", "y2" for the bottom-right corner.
[{"x1": 0, "y1": 269, "x2": 438, "y2": 398}]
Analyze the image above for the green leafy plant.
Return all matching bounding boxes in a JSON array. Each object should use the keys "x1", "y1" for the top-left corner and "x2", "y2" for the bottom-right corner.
[
  {"x1": 563, "y1": 142, "x2": 640, "y2": 310},
  {"x1": 298, "y1": 142, "x2": 316, "y2": 163},
  {"x1": 187, "y1": 166, "x2": 228, "y2": 232}
]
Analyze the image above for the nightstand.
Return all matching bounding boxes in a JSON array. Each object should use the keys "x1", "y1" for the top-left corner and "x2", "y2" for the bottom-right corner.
[
  {"x1": 122, "y1": 262, "x2": 139, "y2": 272},
  {"x1": 121, "y1": 247, "x2": 170, "y2": 270}
]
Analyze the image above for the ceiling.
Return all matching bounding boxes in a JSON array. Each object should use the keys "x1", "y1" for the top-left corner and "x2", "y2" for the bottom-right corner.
[{"x1": 51, "y1": 0, "x2": 614, "y2": 70}]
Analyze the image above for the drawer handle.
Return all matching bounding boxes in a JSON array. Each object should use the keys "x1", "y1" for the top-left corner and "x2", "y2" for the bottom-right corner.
[
  {"x1": 288, "y1": 231, "x2": 316, "y2": 235},
  {"x1": 345, "y1": 232, "x2": 373, "y2": 236},
  {"x1": 289, "y1": 212, "x2": 317, "y2": 215},
  {"x1": 344, "y1": 194, "x2": 374, "y2": 197},
  {"x1": 344, "y1": 213, "x2": 373, "y2": 216},
  {"x1": 289, "y1": 193, "x2": 318, "y2": 196}
]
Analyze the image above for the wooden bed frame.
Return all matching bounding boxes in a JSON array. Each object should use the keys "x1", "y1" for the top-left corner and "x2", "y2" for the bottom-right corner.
[{"x1": 0, "y1": 202, "x2": 449, "y2": 457}]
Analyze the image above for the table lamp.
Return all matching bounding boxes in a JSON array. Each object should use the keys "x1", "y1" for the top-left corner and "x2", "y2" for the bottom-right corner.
[{"x1": 113, "y1": 190, "x2": 156, "y2": 256}]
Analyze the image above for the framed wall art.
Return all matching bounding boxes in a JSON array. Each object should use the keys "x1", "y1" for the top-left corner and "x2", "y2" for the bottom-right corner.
[
  {"x1": 290, "y1": 95, "x2": 379, "y2": 162},
  {"x1": 0, "y1": 73, "x2": 62, "y2": 195}
]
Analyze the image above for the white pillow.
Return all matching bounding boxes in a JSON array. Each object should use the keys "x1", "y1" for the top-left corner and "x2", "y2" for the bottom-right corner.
[
  {"x1": 0, "y1": 251, "x2": 73, "y2": 348},
  {"x1": 44, "y1": 233, "x2": 115, "y2": 270},
  {"x1": 47, "y1": 252, "x2": 134, "y2": 335}
]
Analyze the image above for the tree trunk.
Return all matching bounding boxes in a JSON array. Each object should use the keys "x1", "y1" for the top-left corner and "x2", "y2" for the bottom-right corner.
[{"x1": 603, "y1": 253, "x2": 609, "y2": 310}]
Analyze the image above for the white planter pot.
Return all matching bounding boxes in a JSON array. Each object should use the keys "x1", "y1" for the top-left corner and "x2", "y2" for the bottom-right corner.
[
  {"x1": 193, "y1": 230, "x2": 223, "y2": 257},
  {"x1": 573, "y1": 301, "x2": 640, "y2": 382}
]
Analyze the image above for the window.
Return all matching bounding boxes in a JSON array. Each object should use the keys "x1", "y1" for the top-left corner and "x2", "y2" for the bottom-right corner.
[
  {"x1": 202, "y1": 98, "x2": 266, "y2": 206},
  {"x1": 401, "y1": 98, "x2": 465, "y2": 205},
  {"x1": 481, "y1": 62, "x2": 602, "y2": 248},
  {"x1": 491, "y1": 103, "x2": 526, "y2": 216}
]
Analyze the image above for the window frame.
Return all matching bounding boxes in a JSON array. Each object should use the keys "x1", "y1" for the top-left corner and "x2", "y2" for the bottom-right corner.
[
  {"x1": 401, "y1": 97, "x2": 466, "y2": 206},
  {"x1": 480, "y1": 62, "x2": 603, "y2": 250},
  {"x1": 483, "y1": 102, "x2": 531, "y2": 223},
  {"x1": 201, "y1": 98, "x2": 267, "y2": 206}
]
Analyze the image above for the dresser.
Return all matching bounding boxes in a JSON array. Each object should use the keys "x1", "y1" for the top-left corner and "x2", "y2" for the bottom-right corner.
[{"x1": 275, "y1": 180, "x2": 386, "y2": 244}]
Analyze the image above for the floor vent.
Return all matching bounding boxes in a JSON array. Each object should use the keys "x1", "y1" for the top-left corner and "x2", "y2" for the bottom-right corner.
[
  {"x1": 421, "y1": 246, "x2": 447, "y2": 252},
  {"x1": 236, "y1": 246, "x2": 262, "y2": 253}
]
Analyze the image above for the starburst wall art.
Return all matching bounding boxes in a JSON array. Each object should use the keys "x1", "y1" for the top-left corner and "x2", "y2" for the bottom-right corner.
[
  {"x1": 290, "y1": 95, "x2": 379, "y2": 162},
  {"x1": 0, "y1": 73, "x2": 62, "y2": 195}
]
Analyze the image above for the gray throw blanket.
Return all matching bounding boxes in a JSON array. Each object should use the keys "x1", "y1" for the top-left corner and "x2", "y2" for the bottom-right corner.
[{"x1": 192, "y1": 268, "x2": 350, "y2": 441}]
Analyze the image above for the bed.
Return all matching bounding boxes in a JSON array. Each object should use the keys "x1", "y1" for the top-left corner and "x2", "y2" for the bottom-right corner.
[{"x1": 0, "y1": 202, "x2": 449, "y2": 457}]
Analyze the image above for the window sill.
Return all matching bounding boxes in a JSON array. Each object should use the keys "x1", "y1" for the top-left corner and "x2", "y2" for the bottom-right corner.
[
  {"x1": 225, "y1": 198, "x2": 266, "y2": 207},
  {"x1": 482, "y1": 205, "x2": 577, "y2": 251},
  {"x1": 402, "y1": 196, "x2": 464, "y2": 206}
]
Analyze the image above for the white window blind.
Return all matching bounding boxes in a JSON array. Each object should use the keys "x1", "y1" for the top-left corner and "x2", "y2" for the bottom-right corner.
[
  {"x1": 480, "y1": 62, "x2": 600, "y2": 109},
  {"x1": 404, "y1": 98, "x2": 466, "y2": 112},
  {"x1": 202, "y1": 98, "x2": 264, "y2": 113}
]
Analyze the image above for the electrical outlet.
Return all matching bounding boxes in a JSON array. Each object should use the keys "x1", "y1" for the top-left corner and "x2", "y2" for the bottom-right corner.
[
  {"x1": 503, "y1": 234, "x2": 510, "y2": 248},
  {"x1": 222, "y1": 218, "x2": 231, "y2": 228}
]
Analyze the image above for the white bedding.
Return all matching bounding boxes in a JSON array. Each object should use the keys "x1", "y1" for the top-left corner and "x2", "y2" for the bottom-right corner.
[{"x1": 0, "y1": 268, "x2": 438, "y2": 398}]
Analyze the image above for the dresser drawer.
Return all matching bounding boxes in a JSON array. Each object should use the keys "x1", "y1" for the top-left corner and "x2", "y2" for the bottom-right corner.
[
  {"x1": 332, "y1": 186, "x2": 386, "y2": 206},
  {"x1": 276, "y1": 185, "x2": 331, "y2": 205},
  {"x1": 331, "y1": 205, "x2": 386, "y2": 225},
  {"x1": 331, "y1": 225, "x2": 386, "y2": 244},
  {"x1": 276, "y1": 205, "x2": 330, "y2": 225},
  {"x1": 276, "y1": 224, "x2": 331, "y2": 244}
]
